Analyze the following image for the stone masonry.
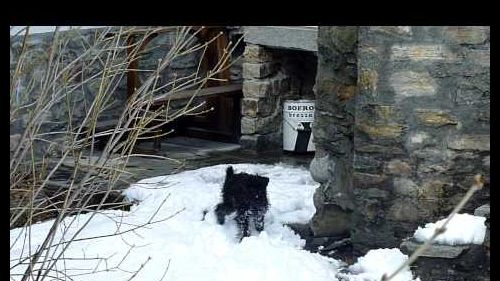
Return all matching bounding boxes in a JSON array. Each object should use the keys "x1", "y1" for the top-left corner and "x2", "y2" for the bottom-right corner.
[
  {"x1": 240, "y1": 43, "x2": 317, "y2": 151},
  {"x1": 309, "y1": 26, "x2": 490, "y2": 256},
  {"x1": 240, "y1": 44, "x2": 289, "y2": 151},
  {"x1": 351, "y1": 26, "x2": 490, "y2": 253},
  {"x1": 309, "y1": 27, "x2": 359, "y2": 238},
  {"x1": 10, "y1": 27, "x2": 215, "y2": 147}
]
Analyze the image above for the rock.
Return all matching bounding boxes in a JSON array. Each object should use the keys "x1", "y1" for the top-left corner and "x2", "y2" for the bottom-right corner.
[
  {"x1": 240, "y1": 101, "x2": 282, "y2": 135},
  {"x1": 353, "y1": 172, "x2": 388, "y2": 188},
  {"x1": 385, "y1": 159, "x2": 412, "y2": 175},
  {"x1": 356, "y1": 121, "x2": 405, "y2": 139},
  {"x1": 393, "y1": 177, "x2": 420, "y2": 197},
  {"x1": 353, "y1": 154, "x2": 383, "y2": 173},
  {"x1": 400, "y1": 239, "x2": 470, "y2": 258},
  {"x1": 309, "y1": 152, "x2": 334, "y2": 183},
  {"x1": 310, "y1": 203, "x2": 351, "y2": 237},
  {"x1": 370, "y1": 26, "x2": 412, "y2": 36},
  {"x1": 444, "y1": 26, "x2": 489, "y2": 45},
  {"x1": 355, "y1": 144, "x2": 405, "y2": 155},
  {"x1": 467, "y1": 48, "x2": 490, "y2": 67},
  {"x1": 474, "y1": 204, "x2": 490, "y2": 218},
  {"x1": 406, "y1": 131, "x2": 433, "y2": 150},
  {"x1": 242, "y1": 62, "x2": 276, "y2": 79},
  {"x1": 447, "y1": 135, "x2": 490, "y2": 151},
  {"x1": 390, "y1": 44, "x2": 454, "y2": 61},
  {"x1": 483, "y1": 156, "x2": 490, "y2": 167},
  {"x1": 419, "y1": 180, "x2": 445, "y2": 200},
  {"x1": 245, "y1": 26, "x2": 318, "y2": 52},
  {"x1": 413, "y1": 148, "x2": 448, "y2": 163},
  {"x1": 242, "y1": 74, "x2": 290, "y2": 98},
  {"x1": 319, "y1": 237, "x2": 351, "y2": 252},
  {"x1": 389, "y1": 199, "x2": 422, "y2": 222},
  {"x1": 358, "y1": 68, "x2": 378, "y2": 92},
  {"x1": 455, "y1": 244, "x2": 489, "y2": 272},
  {"x1": 370, "y1": 105, "x2": 402, "y2": 123},
  {"x1": 243, "y1": 44, "x2": 274, "y2": 63},
  {"x1": 304, "y1": 237, "x2": 330, "y2": 251},
  {"x1": 414, "y1": 109, "x2": 459, "y2": 127},
  {"x1": 389, "y1": 71, "x2": 438, "y2": 100},
  {"x1": 364, "y1": 188, "x2": 389, "y2": 199},
  {"x1": 286, "y1": 223, "x2": 314, "y2": 239},
  {"x1": 241, "y1": 97, "x2": 277, "y2": 117}
]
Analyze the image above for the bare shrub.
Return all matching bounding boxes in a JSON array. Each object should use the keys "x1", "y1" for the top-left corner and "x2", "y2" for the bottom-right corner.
[{"x1": 10, "y1": 26, "x2": 241, "y2": 281}]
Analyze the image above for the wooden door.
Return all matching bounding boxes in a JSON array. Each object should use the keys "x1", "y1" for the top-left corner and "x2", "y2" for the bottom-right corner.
[{"x1": 179, "y1": 27, "x2": 242, "y2": 143}]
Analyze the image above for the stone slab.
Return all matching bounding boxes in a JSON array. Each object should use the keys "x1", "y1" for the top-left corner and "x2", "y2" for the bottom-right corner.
[
  {"x1": 244, "y1": 26, "x2": 318, "y2": 52},
  {"x1": 400, "y1": 240, "x2": 470, "y2": 258}
]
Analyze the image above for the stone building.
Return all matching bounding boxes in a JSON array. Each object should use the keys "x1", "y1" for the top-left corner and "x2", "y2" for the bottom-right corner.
[
  {"x1": 11, "y1": 26, "x2": 490, "y2": 258},
  {"x1": 307, "y1": 26, "x2": 490, "y2": 253},
  {"x1": 243, "y1": 26, "x2": 490, "y2": 280}
]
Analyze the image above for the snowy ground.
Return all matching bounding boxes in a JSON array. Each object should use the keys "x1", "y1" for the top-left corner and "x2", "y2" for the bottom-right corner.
[
  {"x1": 413, "y1": 213, "x2": 487, "y2": 245},
  {"x1": 11, "y1": 163, "x2": 418, "y2": 281}
]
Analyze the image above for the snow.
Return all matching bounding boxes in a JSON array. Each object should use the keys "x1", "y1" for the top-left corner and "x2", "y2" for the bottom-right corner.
[
  {"x1": 413, "y1": 213, "x2": 486, "y2": 245},
  {"x1": 337, "y1": 248, "x2": 419, "y2": 281},
  {"x1": 10, "y1": 163, "x2": 418, "y2": 281}
]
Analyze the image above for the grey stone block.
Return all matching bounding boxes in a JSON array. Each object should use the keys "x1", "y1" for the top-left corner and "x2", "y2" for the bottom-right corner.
[
  {"x1": 309, "y1": 153, "x2": 334, "y2": 183},
  {"x1": 242, "y1": 74, "x2": 290, "y2": 98},
  {"x1": 242, "y1": 62, "x2": 276, "y2": 79},
  {"x1": 400, "y1": 239, "x2": 470, "y2": 259},
  {"x1": 241, "y1": 97, "x2": 276, "y2": 117},
  {"x1": 474, "y1": 204, "x2": 490, "y2": 218},
  {"x1": 310, "y1": 203, "x2": 351, "y2": 237},
  {"x1": 444, "y1": 26, "x2": 489, "y2": 45},
  {"x1": 447, "y1": 135, "x2": 490, "y2": 151},
  {"x1": 244, "y1": 26, "x2": 318, "y2": 52},
  {"x1": 239, "y1": 132, "x2": 281, "y2": 151},
  {"x1": 243, "y1": 44, "x2": 274, "y2": 63}
]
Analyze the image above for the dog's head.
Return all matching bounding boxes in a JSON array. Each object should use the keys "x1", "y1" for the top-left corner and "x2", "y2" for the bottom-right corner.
[
  {"x1": 253, "y1": 175, "x2": 269, "y2": 190},
  {"x1": 225, "y1": 166, "x2": 269, "y2": 201},
  {"x1": 253, "y1": 175, "x2": 269, "y2": 202},
  {"x1": 248, "y1": 174, "x2": 269, "y2": 193}
]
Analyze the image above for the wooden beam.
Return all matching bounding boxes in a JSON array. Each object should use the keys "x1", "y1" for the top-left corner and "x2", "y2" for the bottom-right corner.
[
  {"x1": 126, "y1": 33, "x2": 158, "y2": 101},
  {"x1": 152, "y1": 84, "x2": 242, "y2": 104}
]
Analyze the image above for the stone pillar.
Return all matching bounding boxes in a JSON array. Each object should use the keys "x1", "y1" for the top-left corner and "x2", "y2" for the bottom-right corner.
[
  {"x1": 309, "y1": 26, "x2": 358, "y2": 238},
  {"x1": 351, "y1": 26, "x2": 490, "y2": 253},
  {"x1": 240, "y1": 44, "x2": 290, "y2": 151}
]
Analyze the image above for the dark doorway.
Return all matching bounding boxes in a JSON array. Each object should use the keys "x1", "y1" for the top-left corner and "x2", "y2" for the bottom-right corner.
[
  {"x1": 126, "y1": 27, "x2": 244, "y2": 144},
  {"x1": 177, "y1": 27, "x2": 243, "y2": 143}
]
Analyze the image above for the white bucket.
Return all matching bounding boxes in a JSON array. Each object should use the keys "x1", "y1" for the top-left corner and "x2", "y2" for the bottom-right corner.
[{"x1": 283, "y1": 100, "x2": 315, "y2": 152}]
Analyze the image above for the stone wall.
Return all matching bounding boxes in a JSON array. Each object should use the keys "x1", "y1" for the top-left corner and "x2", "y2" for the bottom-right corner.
[
  {"x1": 352, "y1": 26, "x2": 490, "y2": 253},
  {"x1": 136, "y1": 31, "x2": 202, "y2": 93},
  {"x1": 10, "y1": 28, "x2": 130, "y2": 140},
  {"x1": 10, "y1": 27, "x2": 210, "y2": 145},
  {"x1": 310, "y1": 26, "x2": 490, "y2": 254},
  {"x1": 309, "y1": 27, "x2": 359, "y2": 238},
  {"x1": 240, "y1": 44, "x2": 317, "y2": 151},
  {"x1": 10, "y1": 27, "x2": 132, "y2": 160}
]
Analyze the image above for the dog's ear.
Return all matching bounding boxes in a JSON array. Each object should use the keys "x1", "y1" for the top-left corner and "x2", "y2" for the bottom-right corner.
[
  {"x1": 226, "y1": 166, "x2": 234, "y2": 179},
  {"x1": 260, "y1": 177, "x2": 269, "y2": 186}
]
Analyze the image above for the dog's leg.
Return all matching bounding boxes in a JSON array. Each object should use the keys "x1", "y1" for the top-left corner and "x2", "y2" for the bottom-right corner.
[
  {"x1": 253, "y1": 208, "x2": 266, "y2": 232},
  {"x1": 215, "y1": 203, "x2": 232, "y2": 224},
  {"x1": 235, "y1": 211, "x2": 250, "y2": 241}
]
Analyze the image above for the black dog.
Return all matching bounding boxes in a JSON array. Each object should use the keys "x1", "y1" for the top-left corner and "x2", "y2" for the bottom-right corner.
[{"x1": 214, "y1": 166, "x2": 270, "y2": 241}]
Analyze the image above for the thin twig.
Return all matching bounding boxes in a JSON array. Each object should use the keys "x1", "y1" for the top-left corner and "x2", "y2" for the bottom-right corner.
[{"x1": 381, "y1": 174, "x2": 485, "y2": 281}]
